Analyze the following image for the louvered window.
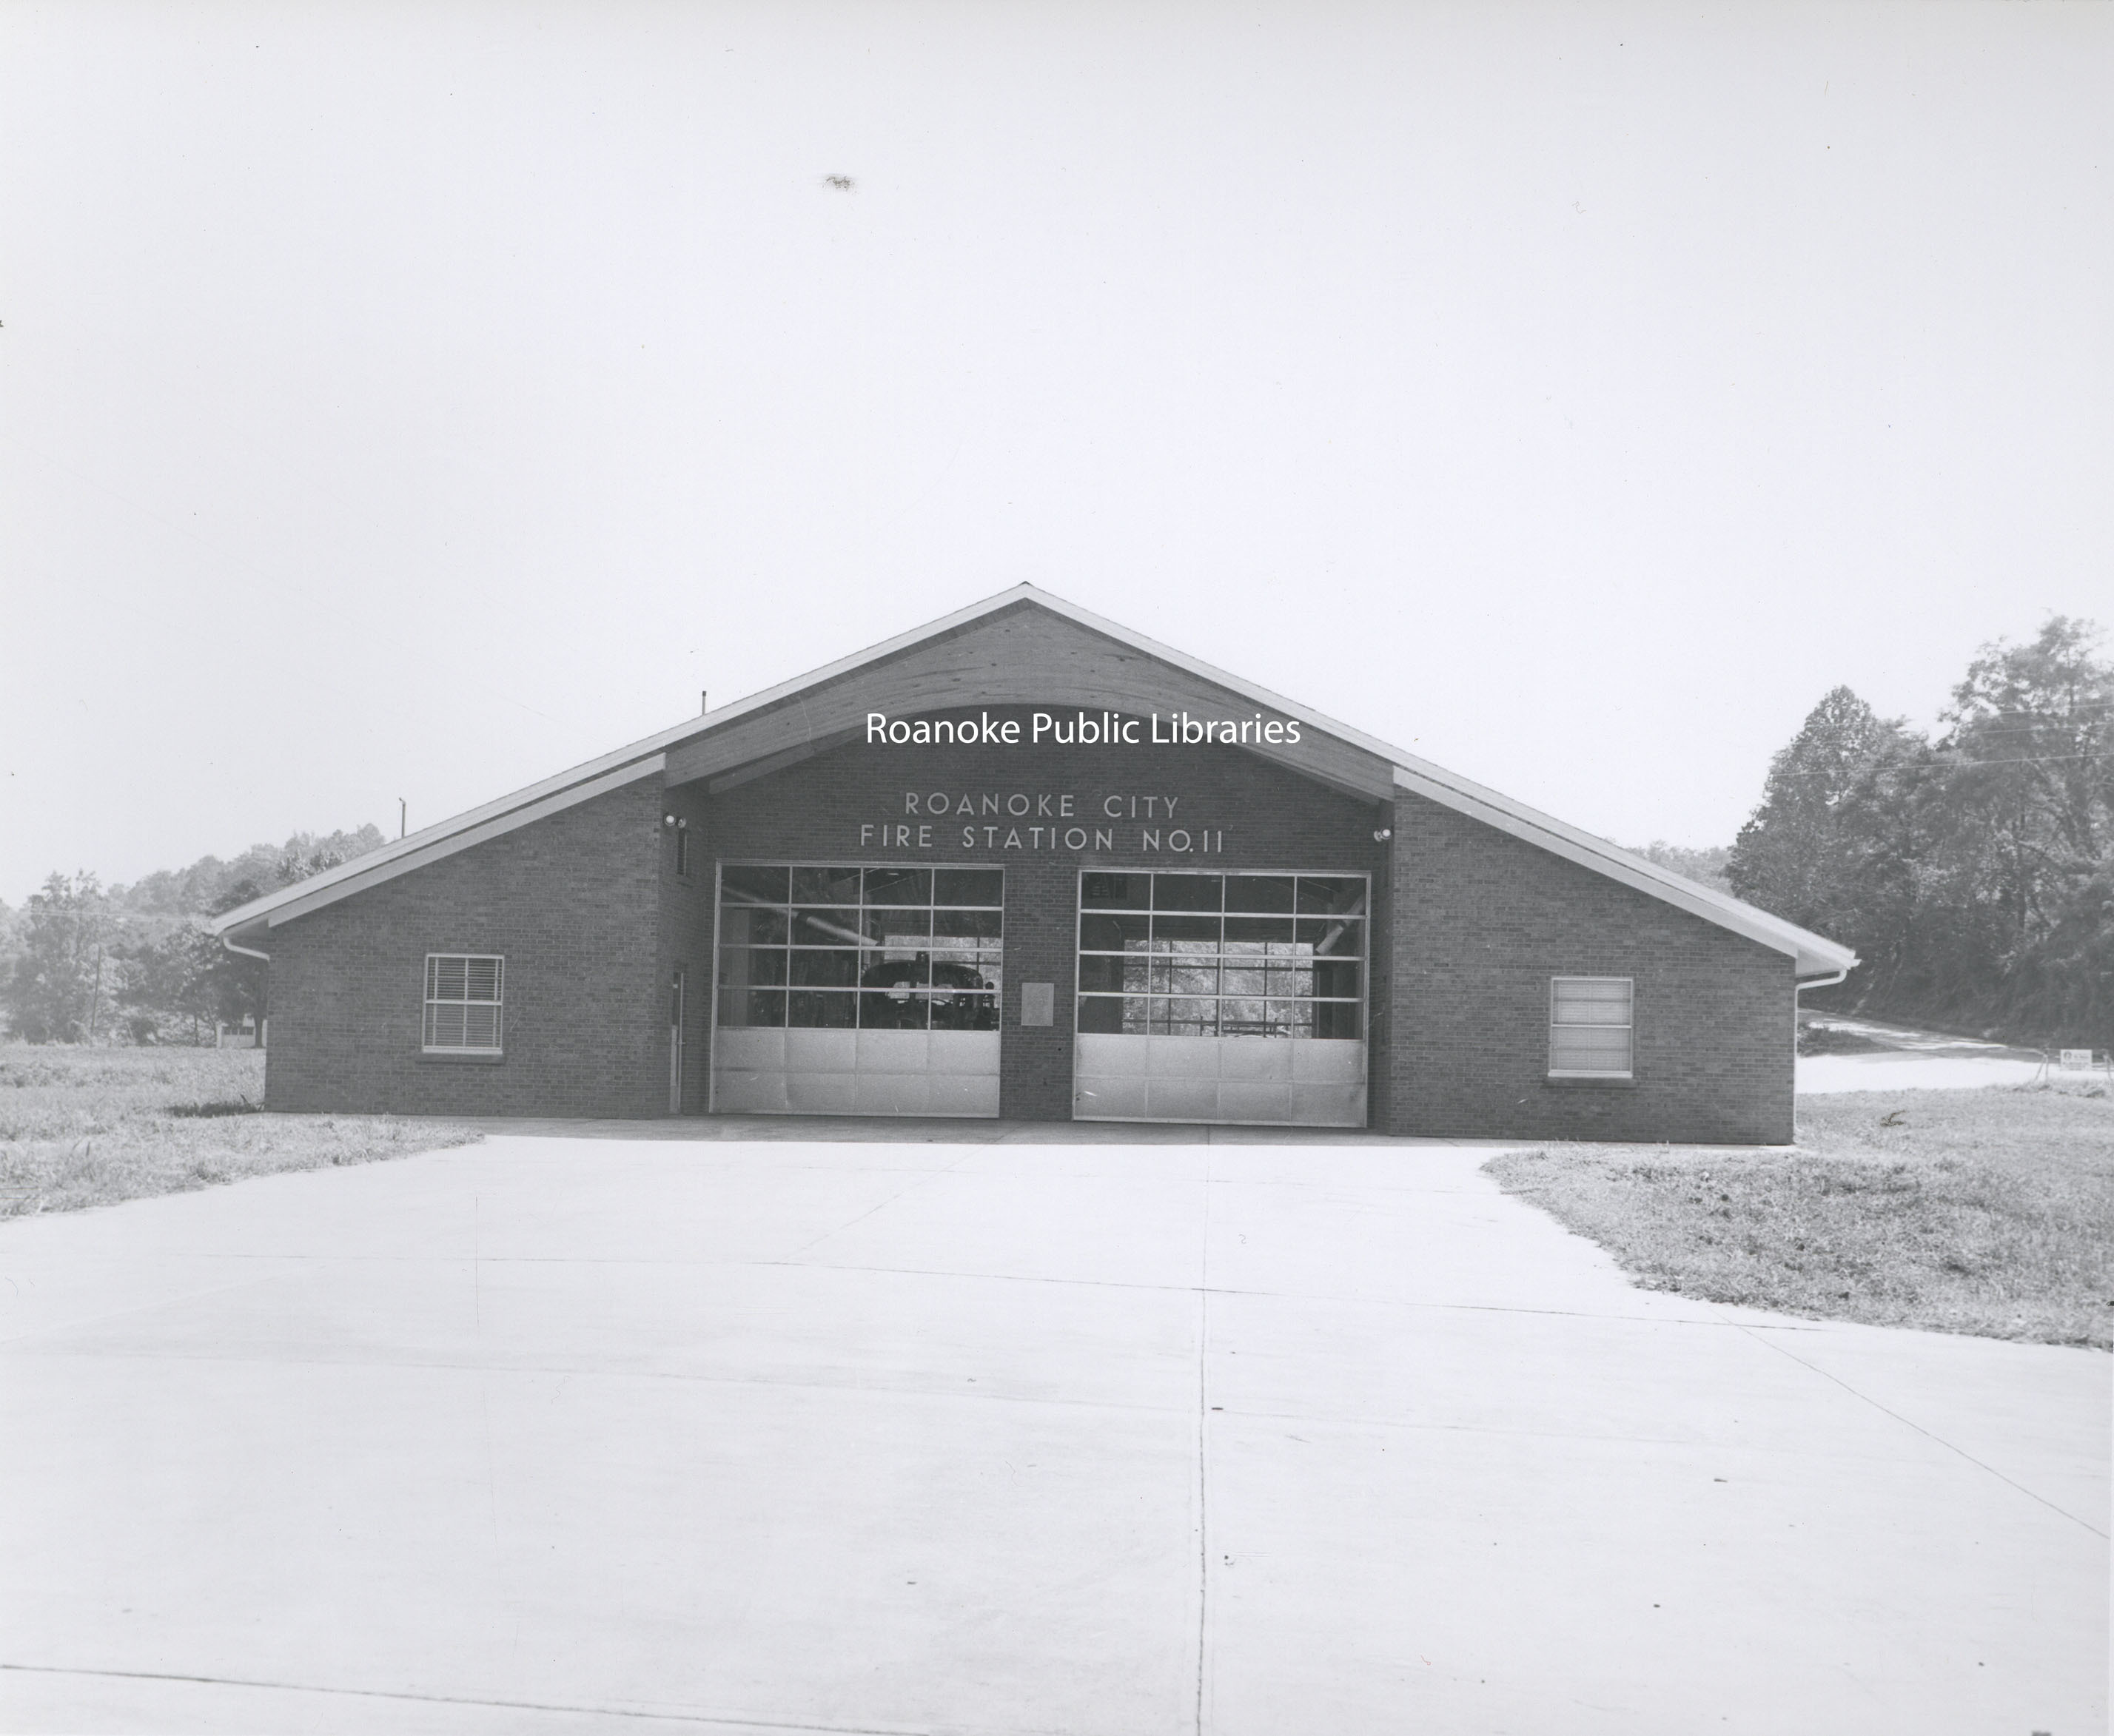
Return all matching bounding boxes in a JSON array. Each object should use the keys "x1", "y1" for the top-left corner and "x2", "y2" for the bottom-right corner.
[
  {"x1": 1549, "y1": 977, "x2": 1632, "y2": 1077},
  {"x1": 425, "y1": 955, "x2": 504, "y2": 1053}
]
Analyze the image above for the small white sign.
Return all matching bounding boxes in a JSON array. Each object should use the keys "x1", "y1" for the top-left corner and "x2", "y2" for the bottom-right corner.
[{"x1": 2058, "y1": 1049, "x2": 2094, "y2": 1071}]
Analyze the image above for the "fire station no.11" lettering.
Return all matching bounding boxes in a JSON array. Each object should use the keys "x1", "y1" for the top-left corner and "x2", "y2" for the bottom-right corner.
[{"x1": 862, "y1": 795, "x2": 1226, "y2": 854}]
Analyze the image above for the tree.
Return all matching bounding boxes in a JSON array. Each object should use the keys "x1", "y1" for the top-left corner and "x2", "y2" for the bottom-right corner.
[
  {"x1": 1631, "y1": 842, "x2": 1733, "y2": 895},
  {"x1": 1727, "y1": 687, "x2": 1905, "y2": 934},
  {"x1": 1734, "y1": 620, "x2": 2114, "y2": 1045},
  {"x1": 278, "y1": 835, "x2": 362, "y2": 886},
  {"x1": 0, "y1": 898, "x2": 19, "y2": 1000},
  {"x1": 4, "y1": 872, "x2": 114, "y2": 1043},
  {"x1": 1937, "y1": 618, "x2": 2114, "y2": 1037},
  {"x1": 107, "y1": 824, "x2": 386, "y2": 922},
  {"x1": 115, "y1": 920, "x2": 224, "y2": 1046},
  {"x1": 6, "y1": 821, "x2": 389, "y2": 1045},
  {"x1": 1824, "y1": 730, "x2": 1996, "y2": 1013},
  {"x1": 1940, "y1": 616, "x2": 2114, "y2": 953}
]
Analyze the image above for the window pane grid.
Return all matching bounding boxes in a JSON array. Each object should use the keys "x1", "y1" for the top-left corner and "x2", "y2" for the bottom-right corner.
[
  {"x1": 424, "y1": 954, "x2": 503, "y2": 1053},
  {"x1": 1075, "y1": 872, "x2": 1366, "y2": 1040},
  {"x1": 719, "y1": 864, "x2": 1001, "y2": 1031}
]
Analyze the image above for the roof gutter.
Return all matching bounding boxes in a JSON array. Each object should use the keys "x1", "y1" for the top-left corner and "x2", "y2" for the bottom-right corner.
[{"x1": 220, "y1": 930, "x2": 271, "y2": 963}]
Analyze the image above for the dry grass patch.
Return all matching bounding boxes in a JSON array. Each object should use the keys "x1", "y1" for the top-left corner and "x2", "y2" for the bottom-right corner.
[
  {"x1": 0, "y1": 1045, "x2": 480, "y2": 1218},
  {"x1": 1485, "y1": 1085, "x2": 2114, "y2": 1348}
]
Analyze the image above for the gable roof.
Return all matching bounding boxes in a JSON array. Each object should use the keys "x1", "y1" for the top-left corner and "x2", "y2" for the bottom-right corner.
[{"x1": 212, "y1": 583, "x2": 1857, "y2": 978}]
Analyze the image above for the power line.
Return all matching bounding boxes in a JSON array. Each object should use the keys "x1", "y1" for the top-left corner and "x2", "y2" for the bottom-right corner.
[
  {"x1": 1938, "y1": 749, "x2": 2114, "y2": 769},
  {"x1": 1754, "y1": 746, "x2": 2114, "y2": 787}
]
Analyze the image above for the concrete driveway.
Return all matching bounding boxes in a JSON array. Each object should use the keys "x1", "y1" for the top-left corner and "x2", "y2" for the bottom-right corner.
[{"x1": 1, "y1": 1130, "x2": 2104, "y2": 1735}]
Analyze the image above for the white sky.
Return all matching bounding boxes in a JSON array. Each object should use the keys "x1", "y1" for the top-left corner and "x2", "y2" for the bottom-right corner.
[{"x1": 2, "y1": 1, "x2": 2108, "y2": 904}]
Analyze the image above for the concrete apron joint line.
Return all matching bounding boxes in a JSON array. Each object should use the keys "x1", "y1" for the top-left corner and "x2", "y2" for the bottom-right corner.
[
  {"x1": 1194, "y1": 1148, "x2": 1213, "y2": 1736},
  {"x1": 0, "y1": 1664, "x2": 932, "y2": 1735},
  {"x1": 1730, "y1": 1321, "x2": 2108, "y2": 1539}
]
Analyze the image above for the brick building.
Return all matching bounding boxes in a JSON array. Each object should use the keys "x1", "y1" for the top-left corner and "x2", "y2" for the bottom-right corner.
[{"x1": 212, "y1": 588, "x2": 1855, "y2": 1142}]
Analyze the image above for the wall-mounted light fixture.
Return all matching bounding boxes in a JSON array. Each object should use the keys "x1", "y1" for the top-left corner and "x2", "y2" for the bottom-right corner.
[{"x1": 1373, "y1": 828, "x2": 1393, "y2": 843}]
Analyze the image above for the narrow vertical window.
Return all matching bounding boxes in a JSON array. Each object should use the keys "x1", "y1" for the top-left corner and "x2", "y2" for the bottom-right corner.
[
  {"x1": 1549, "y1": 977, "x2": 1632, "y2": 1077},
  {"x1": 674, "y1": 825, "x2": 692, "y2": 878},
  {"x1": 424, "y1": 954, "x2": 504, "y2": 1054}
]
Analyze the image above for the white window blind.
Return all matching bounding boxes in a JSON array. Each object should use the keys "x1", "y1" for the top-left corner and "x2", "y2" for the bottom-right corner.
[
  {"x1": 1549, "y1": 976, "x2": 1632, "y2": 1077},
  {"x1": 425, "y1": 954, "x2": 504, "y2": 1053}
]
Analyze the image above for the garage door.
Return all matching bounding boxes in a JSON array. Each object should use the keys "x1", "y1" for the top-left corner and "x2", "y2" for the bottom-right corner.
[
  {"x1": 711, "y1": 864, "x2": 1003, "y2": 1117},
  {"x1": 1073, "y1": 869, "x2": 1367, "y2": 1128}
]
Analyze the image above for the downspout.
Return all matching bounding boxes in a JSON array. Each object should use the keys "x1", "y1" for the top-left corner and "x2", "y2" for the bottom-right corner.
[
  {"x1": 1790, "y1": 966, "x2": 1853, "y2": 1145},
  {"x1": 1793, "y1": 968, "x2": 1853, "y2": 1046},
  {"x1": 219, "y1": 930, "x2": 272, "y2": 1051}
]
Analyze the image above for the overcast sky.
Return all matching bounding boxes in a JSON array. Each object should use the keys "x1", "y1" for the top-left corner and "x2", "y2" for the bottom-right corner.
[{"x1": 2, "y1": 1, "x2": 2107, "y2": 904}]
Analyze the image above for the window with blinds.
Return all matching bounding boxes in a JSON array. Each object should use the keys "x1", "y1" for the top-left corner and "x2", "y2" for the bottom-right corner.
[
  {"x1": 425, "y1": 954, "x2": 504, "y2": 1053},
  {"x1": 1548, "y1": 977, "x2": 1632, "y2": 1077}
]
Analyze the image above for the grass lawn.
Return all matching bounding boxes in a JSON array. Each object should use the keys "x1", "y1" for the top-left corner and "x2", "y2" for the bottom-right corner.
[
  {"x1": 0, "y1": 1045, "x2": 481, "y2": 1219},
  {"x1": 1486, "y1": 1085, "x2": 2114, "y2": 1349}
]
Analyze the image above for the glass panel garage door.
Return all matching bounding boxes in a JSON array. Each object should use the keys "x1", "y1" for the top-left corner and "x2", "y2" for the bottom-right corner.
[
  {"x1": 1073, "y1": 870, "x2": 1366, "y2": 1127},
  {"x1": 712, "y1": 865, "x2": 1002, "y2": 1117}
]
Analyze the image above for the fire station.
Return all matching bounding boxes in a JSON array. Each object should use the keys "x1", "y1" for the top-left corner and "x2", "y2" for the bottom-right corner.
[{"x1": 213, "y1": 587, "x2": 1854, "y2": 1142}]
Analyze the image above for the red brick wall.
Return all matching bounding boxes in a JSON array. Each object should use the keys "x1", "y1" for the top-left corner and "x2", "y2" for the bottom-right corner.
[
  {"x1": 263, "y1": 777, "x2": 667, "y2": 1117},
  {"x1": 257, "y1": 721, "x2": 1799, "y2": 1143},
  {"x1": 1385, "y1": 790, "x2": 1796, "y2": 1144}
]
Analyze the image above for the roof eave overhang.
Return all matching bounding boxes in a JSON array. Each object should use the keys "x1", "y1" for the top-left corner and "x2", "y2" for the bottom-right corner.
[
  {"x1": 207, "y1": 754, "x2": 668, "y2": 935},
  {"x1": 205, "y1": 582, "x2": 1862, "y2": 979},
  {"x1": 219, "y1": 915, "x2": 272, "y2": 953}
]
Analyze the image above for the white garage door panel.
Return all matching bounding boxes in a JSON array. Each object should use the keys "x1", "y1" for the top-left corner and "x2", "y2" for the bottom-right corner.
[
  {"x1": 1073, "y1": 1033, "x2": 1366, "y2": 1128},
  {"x1": 714, "y1": 1029, "x2": 1000, "y2": 1118}
]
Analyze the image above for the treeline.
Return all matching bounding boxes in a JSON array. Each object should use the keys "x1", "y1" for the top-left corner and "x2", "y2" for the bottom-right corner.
[
  {"x1": 0, "y1": 826, "x2": 384, "y2": 1045},
  {"x1": 1630, "y1": 842, "x2": 1732, "y2": 895},
  {"x1": 1730, "y1": 616, "x2": 2112, "y2": 1046}
]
